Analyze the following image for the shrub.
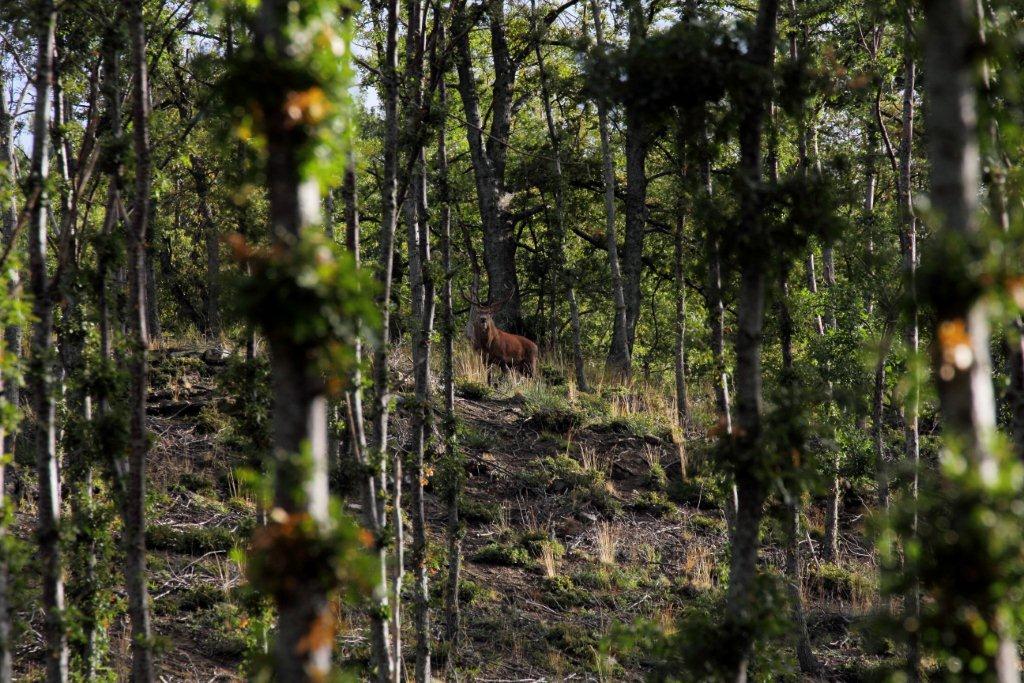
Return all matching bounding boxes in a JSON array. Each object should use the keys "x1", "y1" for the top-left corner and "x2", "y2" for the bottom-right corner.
[
  {"x1": 471, "y1": 542, "x2": 531, "y2": 567},
  {"x1": 631, "y1": 491, "x2": 677, "y2": 517},
  {"x1": 459, "y1": 498, "x2": 501, "y2": 524},
  {"x1": 668, "y1": 475, "x2": 723, "y2": 509},
  {"x1": 688, "y1": 513, "x2": 727, "y2": 535},
  {"x1": 524, "y1": 455, "x2": 622, "y2": 516},
  {"x1": 806, "y1": 562, "x2": 874, "y2": 602},
  {"x1": 522, "y1": 386, "x2": 585, "y2": 433},
  {"x1": 542, "y1": 575, "x2": 594, "y2": 609},
  {"x1": 519, "y1": 530, "x2": 564, "y2": 559},
  {"x1": 456, "y1": 379, "x2": 492, "y2": 401},
  {"x1": 147, "y1": 524, "x2": 237, "y2": 555}
]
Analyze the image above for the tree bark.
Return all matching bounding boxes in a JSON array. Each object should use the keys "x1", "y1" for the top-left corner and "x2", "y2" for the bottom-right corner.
[
  {"x1": 436, "y1": 35, "x2": 463, "y2": 653},
  {"x1": 254, "y1": 0, "x2": 340, "y2": 677},
  {"x1": 342, "y1": 152, "x2": 393, "y2": 682},
  {"x1": 895, "y1": 11, "x2": 922, "y2": 673},
  {"x1": 701, "y1": 136, "x2": 728, "y2": 427},
  {"x1": 369, "y1": 0, "x2": 402, "y2": 678},
  {"x1": 589, "y1": 0, "x2": 631, "y2": 378},
  {"x1": 618, "y1": 0, "x2": 649, "y2": 354},
  {"x1": 0, "y1": 55, "x2": 18, "y2": 683},
  {"x1": 922, "y1": 0, "x2": 1019, "y2": 676},
  {"x1": 123, "y1": 0, "x2": 156, "y2": 678},
  {"x1": 673, "y1": 132, "x2": 687, "y2": 429},
  {"x1": 403, "y1": 0, "x2": 433, "y2": 676},
  {"x1": 452, "y1": 0, "x2": 522, "y2": 329},
  {"x1": 723, "y1": 0, "x2": 779, "y2": 679},
  {"x1": 534, "y1": 4, "x2": 588, "y2": 391},
  {"x1": 28, "y1": 1, "x2": 70, "y2": 678}
]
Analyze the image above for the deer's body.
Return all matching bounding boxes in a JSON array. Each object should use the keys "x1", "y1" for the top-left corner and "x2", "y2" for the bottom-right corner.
[
  {"x1": 464, "y1": 289, "x2": 539, "y2": 378},
  {"x1": 471, "y1": 315, "x2": 538, "y2": 377}
]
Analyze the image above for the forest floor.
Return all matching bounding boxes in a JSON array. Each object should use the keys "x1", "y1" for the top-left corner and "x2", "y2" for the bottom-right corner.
[{"x1": 12, "y1": 344, "x2": 895, "y2": 681}]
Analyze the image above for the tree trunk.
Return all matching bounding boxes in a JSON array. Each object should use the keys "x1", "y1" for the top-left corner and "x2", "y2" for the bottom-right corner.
[
  {"x1": 673, "y1": 133, "x2": 687, "y2": 429},
  {"x1": 452, "y1": 0, "x2": 521, "y2": 329},
  {"x1": 369, "y1": 0, "x2": 402, "y2": 678},
  {"x1": 702, "y1": 140, "x2": 728, "y2": 427},
  {"x1": 771, "y1": 95, "x2": 819, "y2": 674},
  {"x1": 191, "y1": 156, "x2": 221, "y2": 343},
  {"x1": 618, "y1": 0, "x2": 649, "y2": 353},
  {"x1": 253, "y1": 0, "x2": 342, "y2": 677},
  {"x1": 0, "y1": 55, "x2": 18, "y2": 683},
  {"x1": 974, "y1": 0, "x2": 1024, "y2": 453},
  {"x1": 534, "y1": 5, "x2": 588, "y2": 391},
  {"x1": 922, "y1": 0, "x2": 1019, "y2": 676},
  {"x1": 342, "y1": 152, "x2": 393, "y2": 682},
  {"x1": 28, "y1": 1, "x2": 69, "y2": 678},
  {"x1": 589, "y1": 0, "x2": 631, "y2": 378},
  {"x1": 723, "y1": 0, "x2": 779, "y2": 678},
  {"x1": 436, "y1": 40, "x2": 462, "y2": 654},
  {"x1": 123, "y1": 0, "x2": 156, "y2": 678},
  {"x1": 403, "y1": 0, "x2": 433, "y2": 676},
  {"x1": 873, "y1": 325, "x2": 893, "y2": 511},
  {"x1": 895, "y1": 11, "x2": 922, "y2": 673}
]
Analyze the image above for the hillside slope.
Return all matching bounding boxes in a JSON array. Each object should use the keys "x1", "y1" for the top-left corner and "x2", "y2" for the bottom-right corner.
[{"x1": 13, "y1": 347, "x2": 886, "y2": 681}]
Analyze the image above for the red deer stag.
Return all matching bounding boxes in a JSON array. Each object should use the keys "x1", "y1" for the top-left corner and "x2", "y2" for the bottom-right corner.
[{"x1": 463, "y1": 289, "x2": 539, "y2": 380}]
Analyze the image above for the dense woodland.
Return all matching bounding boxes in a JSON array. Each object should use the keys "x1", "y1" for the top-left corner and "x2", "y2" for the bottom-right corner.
[{"x1": 1, "y1": 0, "x2": 1023, "y2": 679}]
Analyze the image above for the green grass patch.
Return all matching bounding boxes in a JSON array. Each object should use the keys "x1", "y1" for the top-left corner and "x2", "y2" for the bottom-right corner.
[
  {"x1": 459, "y1": 498, "x2": 501, "y2": 524},
  {"x1": 668, "y1": 475, "x2": 723, "y2": 509},
  {"x1": 147, "y1": 524, "x2": 238, "y2": 555},
  {"x1": 471, "y1": 542, "x2": 531, "y2": 567},
  {"x1": 687, "y1": 513, "x2": 727, "y2": 535},
  {"x1": 806, "y1": 562, "x2": 875, "y2": 601},
  {"x1": 541, "y1": 575, "x2": 594, "y2": 609},
  {"x1": 456, "y1": 379, "x2": 492, "y2": 401},
  {"x1": 631, "y1": 491, "x2": 678, "y2": 518},
  {"x1": 521, "y1": 455, "x2": 621, "y2": 516},
  {"x1": 521, "y1": 386, "x2": 585, "y2": 434}
]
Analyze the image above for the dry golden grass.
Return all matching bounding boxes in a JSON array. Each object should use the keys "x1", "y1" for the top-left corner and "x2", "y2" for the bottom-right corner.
[
  {"x1": 540, "y1": 543, "x2": 559, "y2": 579},
  {"x1": 579, "y1": 445, "x2": 603, "y2": 474},
  {"x1": 596, "y1": 522, "x2": 619, "y2": 565},
  {"x1": 453, "y1": 342, "x2": 488, "y2": 385},
  {"x1": 682, "y1": 544, "x2": 716, "y2": 590}
]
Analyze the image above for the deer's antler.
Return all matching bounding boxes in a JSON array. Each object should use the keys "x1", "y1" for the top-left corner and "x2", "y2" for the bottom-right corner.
[
  {"x1": 486, "y1": 285, "x2": 514, "y2": 311},
  {"x1": 461, "y1": 289, "x2": 484, "y2": 308}
]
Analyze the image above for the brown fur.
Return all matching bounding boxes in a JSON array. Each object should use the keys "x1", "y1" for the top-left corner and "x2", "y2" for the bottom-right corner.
[{"x1": 471, "y1": 311, "x2": 539, "y2": 378}]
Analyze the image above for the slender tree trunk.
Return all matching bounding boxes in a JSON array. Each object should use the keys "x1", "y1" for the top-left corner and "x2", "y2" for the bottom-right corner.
[
  {"x1": 673, "y1": 134, "x2": 687, "y2": 429},
  {"x1": 191, "y1": 157, "x2": 221, "y2": 343},
  {"x1": 370, "y1": 0, "x2": 402, "y2": 678},
  {"x1": 436, "y1": 44, "x2": 463, "y2": 654},
  {"x1": 589, "y1": 0, "x2": 631, "y2": 378},
  {"x1": 50, "y1": 66, "x2": 103, "y2": 676},
  {"x1": 28, "y1": 2, "x2": 69, "y2": 678},
  {"x1": 724, "y1": 0, "x2": 779, "y2": 679},
  {"x1": 252, "y1": 0, "x2": 345, "y2": 677},
  {"x1": 0, "y1": 57, "x2": 18, "y2": 683},
  {"x1": 701, "y1": 139, "x2": 728, "y2": 427},
  {"x1": 123, "y1": 1, "x2": 156, "y2": 678},
  {"x1": 403, "y1": 0, "x2": 433, "y2": 676},
  {"x1": 922, "y1": 0, "x2": 1019, "y2": 676},
  {"x1": 452, "y1": 0, "x2": 521, "y2": 328},
  {"x1": 534, "y1": 7, "x2": 588, "y2": 391},
  {"x1": 342, "y1": 153, "x2": 392, "y2": 682},
  {"x1": 874, "y1": 325, "x2": 894, "y2": 511},
  {"x1": 895, "y1": 11, "x2": 922, "y2": 674},
  {"x1": 618, "y1": 0, "x2": 649, "y2": 353},
  {"x1": 770, "y1": 98, "x2": 819, "y2": 674}
]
